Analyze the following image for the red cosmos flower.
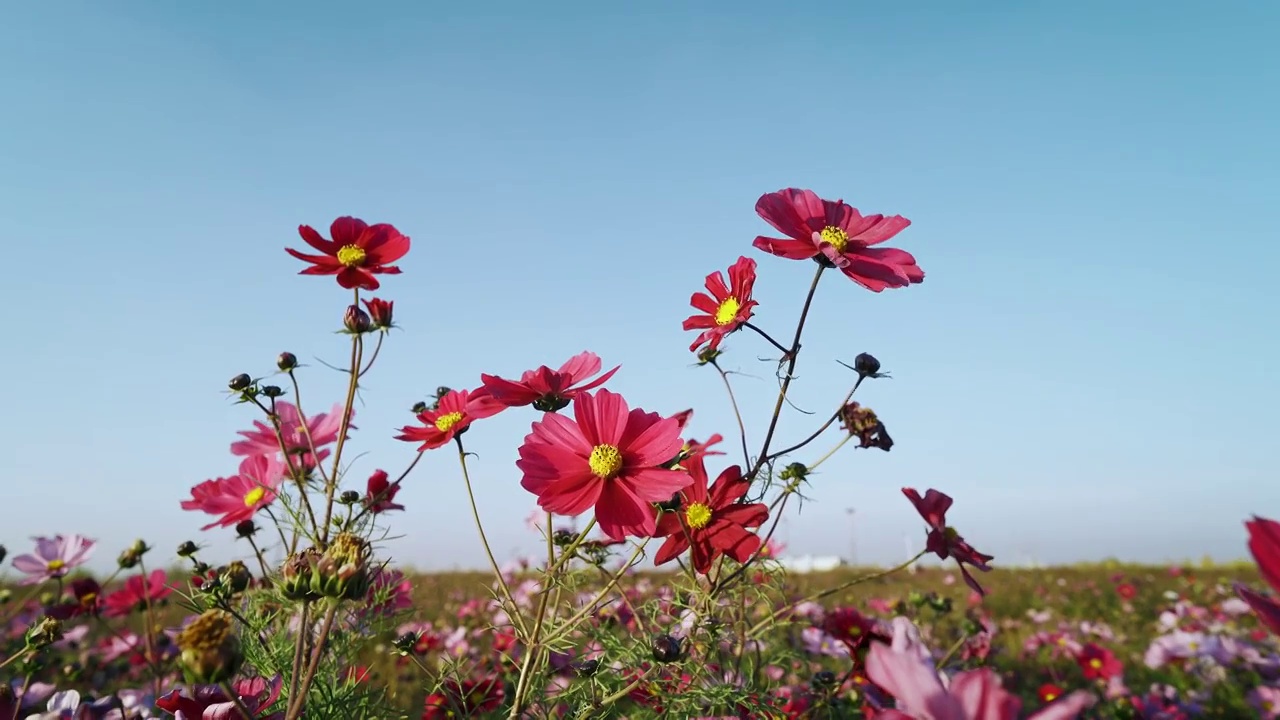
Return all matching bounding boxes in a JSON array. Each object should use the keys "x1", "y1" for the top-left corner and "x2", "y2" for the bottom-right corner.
[
  {"x1": 364, "y1": 469, "x2": 404, "y2": 513},
  {"x1": 822, "y1": 606, "x2": 888, "y2": 655},
  {"x1": 422, "y1": 676, "x2": 505, "y2": 719},
  {"x1": 1236, "y1": 515, "x2": 1280, "y2": 636},
  {"x1": 156, "y1": 675, "x2": 283, "y2": 720},
  {"x1": 285, "y1": 216, "x2": 410, "y2": 291},
  {"x1": 1077, "y1": 643, "x2": 1123, "y2": 680},
  {"x1": 362, "y1": 297, "x2": 394, "y2": 330},
  {"x1": 753, "y1": 188, "x2": 923, "y2": 292},
  {"x1": 1116, "y1": 582, "x2": 1137, "y2": 600},
  {"x1": 396, "y1": 388, "x2": 503, "y2": 451},
  {"x1": 1039, "y1": 683, "x2": 1066, "y2": 704},
  {"x1": 653, "y1": 455, "x2": 768, "y2": 574},
  {"x1": 480, "y1": 351, "x2": 620, "y2": 413},
  {"x1": 103, "y1": 569, "x2": 174, "y2": 618},
  {"x1": 901, "y1": 487, "x2": 994, "y2": 595},
  {"x1": 516, "y1": 389, "x2": 691, "y2": 540},
  {"x1": 683, "y1": 256, "x2": 759, "y2": 353},
  {"x1": 181, "y1": 455, "x2": 285, "y2": 531},
  {"x1": 48, "y1": 578, "x2": 104, "y2": 619}
]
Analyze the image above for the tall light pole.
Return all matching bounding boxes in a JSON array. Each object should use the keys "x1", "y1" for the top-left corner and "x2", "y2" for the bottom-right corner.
[{"x1": 845, "y1": 507, "x2": 857, "y2": 566}]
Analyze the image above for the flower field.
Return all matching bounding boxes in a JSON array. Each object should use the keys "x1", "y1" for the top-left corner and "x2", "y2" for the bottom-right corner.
[{"x1": 4, "y1": 189, "x2": 1279, "y2": 719}]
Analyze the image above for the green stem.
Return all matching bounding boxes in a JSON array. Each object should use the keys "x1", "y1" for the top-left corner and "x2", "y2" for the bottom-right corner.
[{"x1": 456, "y1": 437, "x2": 529, "y2": 637}]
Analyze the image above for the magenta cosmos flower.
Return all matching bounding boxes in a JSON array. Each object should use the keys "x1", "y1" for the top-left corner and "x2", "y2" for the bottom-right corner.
[
  {"x1": 753, "y1": 188, "x2": 923, "y2": 292},
  {"x1": 11, "y1": 534, "x2": 96, "y2": 585},
  {"x1": 480, "y1": 351, "x2": 620, "y2": 412},
  {"x1": 396, "y1": 388, "x2": 503, "y2": 451},
  {"x1": 181, "y1": 455, "x2": 285, "y2": 530},
  {"x1": 683, "y1": 256, "x2": 759, "y2": 353},
  {"x1": 516, "y1": 389, "x2": 692, "y2": 540},
  {"x1": 285, "y1": 216, "x2": 410, "y2": 291},
  {"x1": 231, "y1": 401, "x2": 352, "y2": 470}
]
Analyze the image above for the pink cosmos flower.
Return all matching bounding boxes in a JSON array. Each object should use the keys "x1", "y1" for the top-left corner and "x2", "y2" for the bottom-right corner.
[
  {"x1": 682, "y1": 256, "x2": 759, "y2": 353},
  {"x1": 181, "y1": 455, "x2": 285, "y2": 530},
  {"x1": 231, "y1": 402, "x2": 351, "y2": 470},
  {"x1": 516, "y1": 389, "x2": 692, "y2": 540},
  {"x1": 363, "y1": 469, "x2": 404, "y2": 513},
  {"x1": 753, "y1": 188, "x2": 923, "y2": 292},
  {"x1": 480, "y1": 351, "x2": 619, "y2": 413},
  {"x1": 11, "y1": 534, "x2": 96, "y2": 585},
  {"x1": 866, "y1": 618, "x2": 1096, "y2": 720},
  {"x1": 395, "y1": 388, "x2": 503, "y2": 451},
  {"x1": 156, "y1": 675, "x2": 284, "y2": 719},
  {"x1": 902, "y1": 487, "x2": 994, "y2": 595},
  {"x1": 102, "y1": 569, "x2": 174, "y2": 618}
]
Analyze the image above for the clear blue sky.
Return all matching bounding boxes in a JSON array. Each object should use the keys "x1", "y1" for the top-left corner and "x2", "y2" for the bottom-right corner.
[{"x1": 3, "y1": 1, "x2": 1277, "y2": 574}]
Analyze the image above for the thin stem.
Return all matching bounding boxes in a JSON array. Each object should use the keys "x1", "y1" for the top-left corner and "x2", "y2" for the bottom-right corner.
[
  {"x1": 245, "y1": 534, "x2": 271, "y2": 579},
  {"x1": 747, "y1": 551, "x2": 928, "y2": 638},
  {"x1": 286, "y1": 603, "x2": 338, "y2": 720},
  {"x1": 345, "y1": 451, "x2": 425, "y2": 530},
  {"x1": 456, "y1": 437, "x2": 529, "y2": 636},
  {"x1": 542, "y1": 540, "x2": 649, "y2": 646},
  {"x1": 286, "y1": 370, "x2": 332, "y2": 487},
  {"x1": 136, "y1": 558, "x2": 160, "y2": 700},
  {"x1": 357, "y1": 332, "x2": 385, "y2": 379},
  {"x1": 320, "y1": 306, "x2": 364, "y2": 547},
  {"x1": 252, "y1": 395, "x2": 320, "y2": 540},
  {"x1": 219, "y1": 681, "x2": 257, "y2": 720},
  {"x1": 747, "y1": 263, "x2": 825, "y2": 483},
  {"x1": 711, "y1": 360, "x2": 751, "y2": 469},
  {"x1": 0, "y1": 649, "x2": 25, "y2": 671},
  {"x1": 766, "y1": 377, "x2": 863, "y2": 461},
  {"x1": 285, "y1": 603, "x2": 310, "y2": 713},
  {"x1": 592, "y1": 667, "x2": 654, "y2": 710},
  {"x1": 10, "y1": 675, "x2": 30, "y2": 720},
  {"x1": 506, "y1": 513, "x2": 558, "y2": 718},
  {"x1": 742, "y1": 321, "x2": 791, "y2": 357},
  {"x1": 937, "y1": 631, "x2": 971, "y2": 668},
  {"x1": 807, "y1": 435, "x2": 852, "y2": 472}
]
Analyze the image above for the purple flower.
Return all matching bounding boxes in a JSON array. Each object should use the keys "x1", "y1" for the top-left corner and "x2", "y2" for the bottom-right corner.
[{"x1": 10, "y1": 535, "x2": 95, "y2": 585}]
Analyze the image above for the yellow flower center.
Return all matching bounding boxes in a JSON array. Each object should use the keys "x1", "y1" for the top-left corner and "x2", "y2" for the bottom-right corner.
[
  {"x1": 820, "y1": 226, "x2": 849, "y2": 253},
  {"x1": 1089, "y1": 658, "x2": 1102, "y2": 669},
  {"x1": 588, "y1": 444, "x2": 624, "y2": 479},
  {"x1": 243, "y1": 487, "x2": 266, "y2": 507},
  {"x1": 1188, "y1": 641, "x2": 1199, "y2": 651},
  {"x1": 435, "y1": 412, "x2": 464, "y2": 432},
  {"x1": 685, "y1": 502, "x2": 712, "y2": 529},
  {"x1": 46, "y1": 559, "x2": 65, "y2": 572},
  {"x1": 336, "y1": 244, "x2": 367, "y2": 267},
  {"x1": 714, "y1": 297, "x2": 741, "y2": 326},
  {"x1": 1045, "y1": 692, "x2": 1058, "y2": 702}
]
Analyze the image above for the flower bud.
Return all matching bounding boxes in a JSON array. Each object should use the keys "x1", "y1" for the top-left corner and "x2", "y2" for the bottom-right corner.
[
  {"x1": 552, "y1": 529, "x2": 575, "y2": 547},
  {"x1": 261, "y1": 385, "x2": 284, "y2": 399},
  {"x1": 228, "y1": 373, "x2": 253, "y2": 392},
  {"x1": 853, "y1": 352, "x2": 881, "y2": 377},
  {"x1": 410, "y1": 401, "x2": 428, "y2": 414},
  {"x1": 25, "y1": 616, "x2": 63, "y2": 649},
  {"x1": 117, "y1": 547, "x2": 141, "y2": 570},
  {"x1": 280, "y1": 548, "x2": 323, "y2": 602},
  {"x1": 277, "y1": 352, "x2": 298, "y2": 371},
  {"x1": 177, "y1": 541, "x2": 199, "y2": 558},
  {"x1": 362, "y1": 298, "x2": 394, "y2": 330},
  {"x1": 0, "y1": 545, "x2": 6, "y2": 565},
  {"x1": 344, "y1": 305, "x2": 372, "y2": 334},
  {"x1": 532, "y1": 394, "x2": 572, "y2": 413},
  {"x1": 311, "y1": 533, "x2": 372, "y2": 601},
  {"x1": 392, "y1": 632, "x2": 419, "y2": 656},
  {"x1": 235, "y1": 520, "x2": 257, "y2": 538},
  {"x1": 220, "y1": 561, "x2": 252, "y2": 594},
  {"x1": 176, "y1": 610, "x2": 242, "y2": 684},
  {"x1": 779, "y1": 463, "x2": 808, "y2": 483},
  {"x1": 339, "y1": 490, "x2": 361, "y2": 505},
  {"x1": 811, "y1": 670, "x2": 837, "y2": 688},
  {"x1": 696, "y1": 346, "x2": 722, "y2": 366},
  {"x1": 657, "y1": 493, "x2": 681, "y2": 513},
  {"x1": 650, "y1": 634, "x2": 683, "y2": 663},
  {"x1": 572, "y1": 659, "x2": 600, "y2": 678}
]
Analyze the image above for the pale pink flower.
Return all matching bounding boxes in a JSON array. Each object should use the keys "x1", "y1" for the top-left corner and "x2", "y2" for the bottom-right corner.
[
  {"x1": 11, "y1": 534, "x2": 95, "y2": 585},
  {"x1": 231, "y1": 401, "x2": 351, "y2": 465}
]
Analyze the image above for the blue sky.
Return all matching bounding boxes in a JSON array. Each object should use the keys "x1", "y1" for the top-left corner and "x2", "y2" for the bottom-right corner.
[{"x1": 2, "y1": 1, "x2": 1277, "y2": 574}]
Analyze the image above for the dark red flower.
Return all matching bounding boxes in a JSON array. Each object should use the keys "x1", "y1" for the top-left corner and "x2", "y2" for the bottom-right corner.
[
  {"x1": 1236, "y1": 583, "x2": 1280, "y2": 636},
  {"x1": 421, "y1": 676, "x2": 505, "y2": 719},
  {"x1": 285, "y1": 216, "x2": 410, "y2": 291},
  {"x1": 362, "y1": 297, "x2": 395, "y2": 330},
  {"x1": 683, "y1": 256, "x2": 759, "y2": 353},
  {"x1": 901, "y1": 487, "x2": 994, "y2": 595},
  {"x1": 654, "y1": 455, "x2": 768, "y2": 574},
  {"x1": 48, "y1": 578, "x2": 104, "y2": 619},
  {"x1": 1116, "y1": 582, "x2": 1137, "y2": 600},
  {"x1": 753, "y1": 188, "x2": 922, "y2": 292},
  {"x1": 480, "y1": 351, "x2": 619, "y2": 413},
  {"x1": 838, "y1": 402, "x2": 893, "y2": 451},
  {"x1": 156, "y1": 675, "x2": 283, "y2": 719},
  {"x1": 1077, "y1": 642, "x2": 1123, "y2": 680},
  {"x1": 103, "y1": 569, "x2": 173, "y2": 617},
  {"x1": 364, "y1": 469, "x2": 404, "y2": 513},
  {"x1": 822, "y1": 606, "x2": 887, "y2": 655},
  {"x1": 1038, "y1": 683, "x2": 1065, "y2": 704},
  {"x1": 1247, "y1": 516, "x2": 1280, "y2": 592}
]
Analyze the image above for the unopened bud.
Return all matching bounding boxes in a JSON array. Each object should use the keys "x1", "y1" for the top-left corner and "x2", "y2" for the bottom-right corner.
[
  {"x1": 344, "y1": 305, "x2": 372, "y2": 334},
  {"x1": 853, "y1": 352, "x2": 881, "y2": 377},
  {"x1": 696, "y1": 346, "x2": 722, "y2": 366},
  {"x1": 228, "y1": 373, "x2": 253, "y2": 392},
  {"x1": 177, "y1": 610, "x2": 242, "y2": 684},
  {"x1": 26, "y1": 616, "x2": 63, "y2": 649},
  {"x1": 261, "y1": 385, "x2": 284, "y2": 399},
  {"x1": 780, "y1": 463, "x2": 808, "y2": 482},
  {"x1": 339, "y1": 490, "x2": 361, "y2": 505},
  {"x1": 657, "y1": 493, "x2": 681, "y2": 513},
  {"x1": 650, "y1": 634, "x2": 683, "y2": 663},
  {"x1": 552, "y1": 530, "x2": 575, "y2": 547},
  {"x1": 277, "y1": 352, "x2": 298, "y2": 371},
  {"x1": 392, "y1": 632, "x2": 419, "y2": 656},
  {"x1": 221, "y1": 561, "x2": 252, "y2": 594},
  {"x1": 177, "y1": 541, "x2": 199, "y2": 558},
  {"x1": 812, "y1": 670, "x2": 837, "y2": 688},
  {"x1": 410, "y1": 401, "x2": 428, "y2": 414},
  {"x1": 235, "y1": 520, "x2": 257, "y2": 538},
  {"x1": 572, "y1": 659, "x2": 600, "y2": 678}
]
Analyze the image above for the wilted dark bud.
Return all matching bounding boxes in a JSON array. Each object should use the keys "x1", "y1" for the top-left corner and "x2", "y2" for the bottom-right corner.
[
  {"x1": 344, "y1": 305, "x2": 372, "y2": 334},
  {"x1": 572, "y1": 659, "x2": 600, "y2": 678},
  {"x1": 177, "y1": 541, "x2": 199, "y2": 558},
  {"x1": 277, "y1": 352, "x2": 298, "y2": 371},
  {"x1": 235, "y1": 520, "x2": 257, "y2": 538},
  {"x1": 650, "y1": 634, "x2": 683, "y2": 663},
  {"x1": 552, "y1": 529, "x2": 575, "y2": 547},
  {"x1": 228, "y1": 373, "x2": 253, "y2": 392},
  {"x1": 339, "y1": 490, "x2": 361, "y2": 505},
  {"x1": 220, "y1": 561, "x2": 252, "y2": 594},
  {"x1": 177, "y1": 609, "x2": 242, "y2": 684},
  {"x1": 811, "y1": 670, "x2": 837, "y2": 688},
  {"x1": 656, "y1": 493, "x2": 681, "y2": 513},
  {"x1": 696, "y1": 346, "x2": 722, "y2": 366},
  {"x1": 532, "y1": 394, "x2": 571, "y2": 413},
  {"x1": 853, "y1": 352, "x2": 881, "y2": 378},
  {"x1": 410, "y1": 401, "x2": 428, "y2": 414},
  {"x1": 780, "y1": 462, "x2": 808, "y2": 483},
  {"x1": 838, "y1": 402, "x2": 893, "y2": 452},
  {"x1": 261, "y1": 385, "x2": 284, "y2": 399},
  {"x1": 25, "y1": 616, "x2": 63, "y2": 648},
  {"x1": 280, "y1": 548, "x2": 322, "y2": 602},
  {"x1": 392, "y1": 631, "x2": 419, "y2": 656}
]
